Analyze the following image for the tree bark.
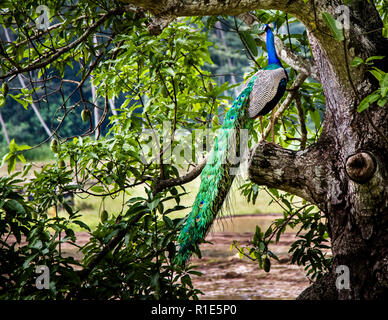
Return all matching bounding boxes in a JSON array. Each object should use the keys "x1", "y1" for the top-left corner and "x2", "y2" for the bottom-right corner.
[
  {"x1": 250, "y1": 1, "x2": 388, "y2": 298},
  {"x1": 121, "y1": 0, "x2": 388, "y2": 299}
]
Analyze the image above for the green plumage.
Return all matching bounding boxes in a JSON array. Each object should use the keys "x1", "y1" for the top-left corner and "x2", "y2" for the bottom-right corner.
[
  {"x1": 174, "y1": 25, "x2": 287, "y2": 266},
  {"x1": 174, "y1": 75, "x2": 258, "y2": 265}
]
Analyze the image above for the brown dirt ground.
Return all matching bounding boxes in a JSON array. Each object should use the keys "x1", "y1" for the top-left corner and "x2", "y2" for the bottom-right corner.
[
  {"x1": 59, "y1": 225, "x2": 311, "y2": 300},
  {"x1": 189, "y1": 231, "x2": 310, "y2": 300},
  {"x1": 4, "y1": 215, "x2": 312, "y2": 300}
]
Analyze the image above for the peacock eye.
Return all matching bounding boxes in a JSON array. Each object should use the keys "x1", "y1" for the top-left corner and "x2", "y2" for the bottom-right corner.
[{"x1": 231, "y1": 116, "x2": 235, "y2": 120}]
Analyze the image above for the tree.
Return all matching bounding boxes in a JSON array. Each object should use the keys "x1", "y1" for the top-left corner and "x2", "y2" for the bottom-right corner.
[
  {"x1": 0, "y1": 0, "x2": 387, "y2": 300},
  {"x1": 123, "y1": 0, "x2": 388, "y2": 299}
]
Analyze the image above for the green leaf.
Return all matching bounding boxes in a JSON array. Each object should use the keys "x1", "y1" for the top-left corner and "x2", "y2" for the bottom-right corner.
[
  {"x1": 264, "y1": 226, "x2": 273, "y2": 238},
  {"x1": 377, "y1": 96, "x2": 388, "y2": 107},
  {"x1": 383, "y1": 27, "x2": 388, "y2": 39},
  {"x1": 365, "y1": 56, "x2": 385, "y2": 63},
  {"x1": 72, "y1": 220, "x2": 91, "y2": 231},
  {"x1": 187, "y1": 270, "x2": 202, "y2": 276},
  {"x1": 321, "y1": 12, "x2": 344, "y2": 41},
  {"x1": 90, "y1": 185, "x2": 105, "y2": 193},
  {"x1": 241, "y1": 31, "x2": 258, "y2": 56},
  {"x1": 62, "y1": 202, "x2": 74, "y2": 216},
  {"x1": 22, "y1": 252, "x2": 39, "y2": 269},
  {"x1": 148, "y1": 198, "x2": 160, "y2": 211},
  {"x1": 310, "y1": 109, "x2": 321, "y2": 129},
  {"x1": 369, "y1": 68, "x2": 384, "y2": 81},
  {"x1": 22, "y1": 163, "x2": 32, "y2": 177},
  {"x1": 380, "y1": 73, "x2": 388, "y2": 97},
  {"x1": 0, "y1": 95, "x2": 5, "y2": 107},
  {"x1": 7, "y1": 155, "x2": 16, "y2": 174},
  {"x1": 4, "y1": 199, "x2": 26, "y2": 214},
  {"x1": 17, "y1": 154, "x2": 26, "y2": 164},
  {"x1": 9, "y1": 93, "x2": 29, "y2": 109},
  {"x1": 357, "y1": 92, "x2": 380, "y2": 113},
  {"x1": 16, "y1": 144, "x2": 31, "y2": 151},
  {"x1": 164, "y1": 67, "x2": 175, "y2": 77},
  {"x1": 163, "y1": 215, "x2": 173, "y2": 228},
  {"x1": 9, "y1": 138, "x2": 16, "y2": 152},
  {"x1": 181, "y1": 274, "x2": 192, "y2": 288},
  {"x1": 267, "y1": 188, "x2": 279, "y2": 198},
  {"x1": 350, "y1": 57, "x2": 364, "y2": 67}
]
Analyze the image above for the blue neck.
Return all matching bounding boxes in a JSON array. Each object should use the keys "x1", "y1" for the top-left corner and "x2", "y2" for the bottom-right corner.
[{"x1": 266, "y1": 27, "x2": 282, "y2": 67}]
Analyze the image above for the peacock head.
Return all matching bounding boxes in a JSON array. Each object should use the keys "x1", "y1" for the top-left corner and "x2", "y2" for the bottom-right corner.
[{"x1": 264, "y1": 22, "x2": 276, "y2": 32}]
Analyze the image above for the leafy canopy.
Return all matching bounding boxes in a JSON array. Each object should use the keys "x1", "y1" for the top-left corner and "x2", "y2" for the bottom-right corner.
[{"x1": 0, "y1": 0, "x2": 386, "y2": 299}]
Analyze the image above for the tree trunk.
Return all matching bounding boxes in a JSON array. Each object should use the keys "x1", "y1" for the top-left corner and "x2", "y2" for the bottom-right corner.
[{"x1": 249, "y1": 1, "x2": 388, "y2": 300}]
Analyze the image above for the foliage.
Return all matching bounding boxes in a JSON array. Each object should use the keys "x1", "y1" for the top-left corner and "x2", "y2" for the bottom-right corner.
[
  {"x1": 79, "y1": 189, "x2": 202, "y2": 299},
  {"x1": 0, "y1": 0, "x2": 385, "y2": 300},
  {"x1": 351, "y1": 56, "x2": 387, "y2": 112},
  {"x1": 236, "y1": 186, "x2": 331, "y2": 281},
  {"x1": 318, "y1": 1, "x2": 387, "y2": 114},
  {"x1": 0, "y1": 171, "x2": 84, "y2": 298},
  {"x1": 0, "y1": 171, "x2": 202, "y2": 299},
  {"x1": 0, "y1": 7, "x2": 219, "y2": 299}
]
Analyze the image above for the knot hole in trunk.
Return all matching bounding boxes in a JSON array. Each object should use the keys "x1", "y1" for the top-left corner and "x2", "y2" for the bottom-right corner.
[{"x1": 345, "y1": 152, "x2": 376, "y2": 184}]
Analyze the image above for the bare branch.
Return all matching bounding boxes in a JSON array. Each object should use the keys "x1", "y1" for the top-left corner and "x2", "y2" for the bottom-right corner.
[
  {"x1": 294, "y1": 92, "x2": 307, "y2": 150},
  {"x1": 262, "y1": 72, "x2": 307, "y2": 141},
  {"x1": 153, "y1": 157, "x2": 207, "y2": 194},
  {"x1": 120, "y1": 0, "x2": 308, "y2": 17}
]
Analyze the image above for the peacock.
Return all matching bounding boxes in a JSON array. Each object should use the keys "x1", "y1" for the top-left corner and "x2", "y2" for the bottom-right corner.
[{"x1": 174, "y1": 24, "x2": 288, "y2": 265}]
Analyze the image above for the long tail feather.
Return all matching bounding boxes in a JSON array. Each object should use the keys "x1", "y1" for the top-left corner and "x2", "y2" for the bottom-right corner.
[{"x1": 174, "y1": 76, "x2": 258, "y2": 265}]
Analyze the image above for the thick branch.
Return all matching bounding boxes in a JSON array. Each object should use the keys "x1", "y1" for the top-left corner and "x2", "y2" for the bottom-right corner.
[
  {"x1": 296, "y1": 272, "x2": 338, "y2": 300},
  {"x1": 120, "y1": 0, "x2": 308, "y2": 17},
  {"x1": 147, "y1": 16, "x2": 175, "y2": 35},
  {"x1": 248, "y1": 141, "x2": 327, "y2": 206}
]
